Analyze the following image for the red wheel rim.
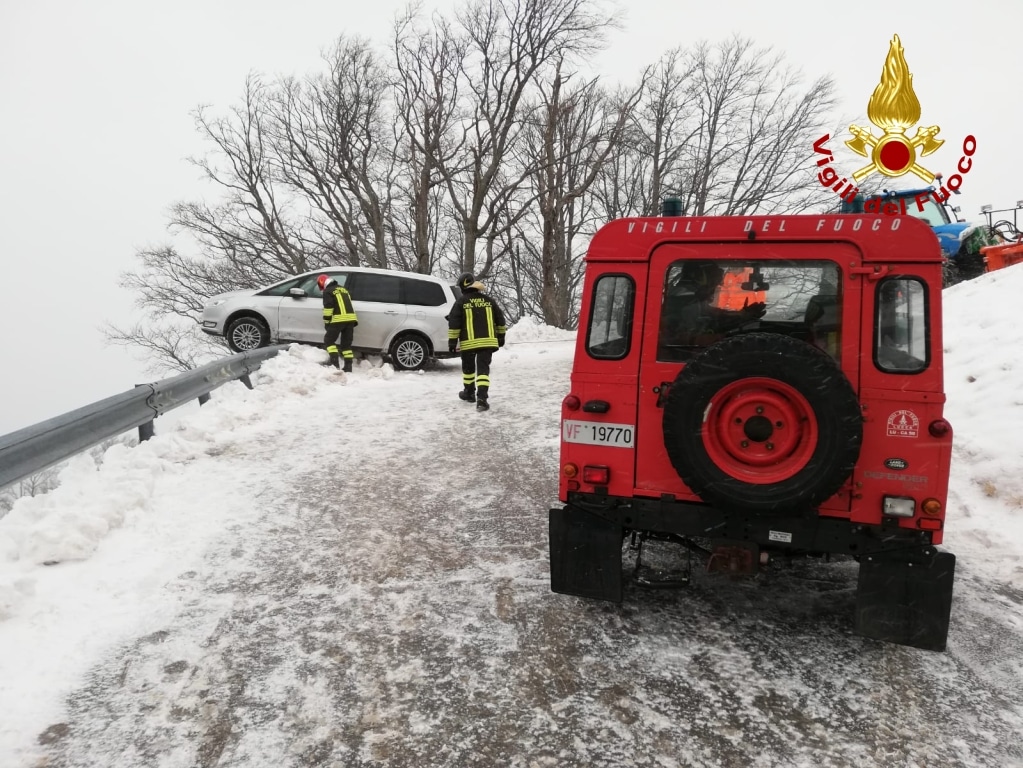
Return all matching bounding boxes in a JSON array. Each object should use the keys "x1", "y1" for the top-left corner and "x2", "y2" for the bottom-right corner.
[{"x1": 701, "y1": 377, "x2": 818, "y2": 484}]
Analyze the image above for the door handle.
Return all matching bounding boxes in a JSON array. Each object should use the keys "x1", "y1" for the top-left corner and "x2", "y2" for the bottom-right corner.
[{"x1": 652, "y1": 382, "x2": 673, "y2": 408}]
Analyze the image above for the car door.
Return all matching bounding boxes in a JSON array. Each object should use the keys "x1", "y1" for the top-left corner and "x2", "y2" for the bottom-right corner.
[
  {"x1": 346, "y1": 273, "x2": 408, "y2": 351},
  {"x1": 277, "y1": 272, "x2": 348, "y2": 342}
]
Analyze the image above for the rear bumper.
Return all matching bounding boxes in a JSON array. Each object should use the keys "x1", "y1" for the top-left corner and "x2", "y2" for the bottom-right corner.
[
  {"x1": 549, "y1": 499, "x2": 955, "y2": 651},
  {"x1": 560, "y1": 492, "x2": 934, "y2": 557}
]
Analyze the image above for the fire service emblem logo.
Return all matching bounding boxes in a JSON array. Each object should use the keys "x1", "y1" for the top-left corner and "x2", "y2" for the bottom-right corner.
[
  {"x1": 845, "y1": 34, "x2": 942, "y2": 184},
  {"x1": 812, "y1": 35, "x2": 976, "y2": 209}
]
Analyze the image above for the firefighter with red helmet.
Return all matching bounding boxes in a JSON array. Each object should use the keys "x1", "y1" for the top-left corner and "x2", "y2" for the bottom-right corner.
[
  {"x1": 318, "y1": 274, "x2": 358, "y2": 372},
  {"x1": 448, "y1": 272, "x2": 506, "y2": 411}
]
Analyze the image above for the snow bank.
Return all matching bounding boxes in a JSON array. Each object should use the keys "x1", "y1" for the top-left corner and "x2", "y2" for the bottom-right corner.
[
  {"x1": 506, "y1": 314, "x2": 577, "y2": 344},
  {"x1": 941, "y1": 263, "x2": 1023, "y2": 580}
]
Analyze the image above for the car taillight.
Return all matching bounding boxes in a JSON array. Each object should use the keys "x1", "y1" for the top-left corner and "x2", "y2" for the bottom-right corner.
[
  {"x1": 929, "y1": 418, "x2": 952, "y2": 438},
  {"x1": 582, "y1": 465, "x2": 610, "y2": 485},
  {"x1": 563, "y1": 394, "x2": 581, "y2": 411}
]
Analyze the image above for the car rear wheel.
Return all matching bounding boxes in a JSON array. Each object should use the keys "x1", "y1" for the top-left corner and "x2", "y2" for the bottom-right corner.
[
  {"x1": 226, "y1": 316, "x2": 270, "y2": 352},
  {"x1": 662, "y1": 332, "x2": 862, "y2": 514},
  {"x1": 389, "y1": 334, "x2": 430, "y2": 371}
]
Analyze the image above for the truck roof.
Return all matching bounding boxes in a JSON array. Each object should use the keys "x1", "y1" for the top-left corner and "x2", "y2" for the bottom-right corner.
[{"x1": 586, "y1": 214, "x2": 941, "y2": 264}]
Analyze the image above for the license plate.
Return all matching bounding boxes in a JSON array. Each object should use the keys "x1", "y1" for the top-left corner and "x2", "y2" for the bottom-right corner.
[{"x1": 562, "y1": 420, "x2": 635, "y2": 448}]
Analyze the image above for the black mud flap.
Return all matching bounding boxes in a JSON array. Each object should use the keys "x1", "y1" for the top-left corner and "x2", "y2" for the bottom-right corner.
[
  {"x1": 855, "y1": 547, "x2": 956, "y2": 652},
  {"x1": 549, "y1": 505, "x2": 623, "y2": 603}
]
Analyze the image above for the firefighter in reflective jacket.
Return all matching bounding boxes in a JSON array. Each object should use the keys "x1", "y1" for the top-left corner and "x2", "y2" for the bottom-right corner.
[
  {"x1": 448, "y1": 272, "x2": 506, "y2": 411},
  {"x1": 318, "y1": 274, "x2": 358, "y2": 372}
]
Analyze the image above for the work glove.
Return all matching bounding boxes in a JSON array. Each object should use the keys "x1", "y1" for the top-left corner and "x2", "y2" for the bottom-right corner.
[
  {"x1": 498, "y1": 336, "x2": 505, "y2": 348},
  {"x1": 449, "y1": 340, "x2": 457, "y2": 353},
  {"x1": 742, "y1": 302, "x2": 767, "y2": 320}
]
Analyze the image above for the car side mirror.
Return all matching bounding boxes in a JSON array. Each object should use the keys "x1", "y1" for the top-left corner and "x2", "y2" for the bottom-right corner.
[{"x1": 288, "y1": 288, "x2": 307, "y2": 298}]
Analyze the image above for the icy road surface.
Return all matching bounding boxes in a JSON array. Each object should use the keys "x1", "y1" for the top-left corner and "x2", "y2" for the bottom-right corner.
[{"x1": 5, "y1": 333, "x2": 1023, "y2": 768}]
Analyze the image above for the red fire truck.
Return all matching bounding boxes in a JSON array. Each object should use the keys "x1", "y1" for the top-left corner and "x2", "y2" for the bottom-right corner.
[{"x1": 549, "y1": 211, "x2": 956, "y2": 651}]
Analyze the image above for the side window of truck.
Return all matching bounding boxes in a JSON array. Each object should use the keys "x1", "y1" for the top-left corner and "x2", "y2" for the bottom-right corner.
[
  {"x1": 586, "y1": 275, "x2": 634, "y2": 359},
  {"x1": 875, "y1": 277, "x2": 928, "y2": 373}
]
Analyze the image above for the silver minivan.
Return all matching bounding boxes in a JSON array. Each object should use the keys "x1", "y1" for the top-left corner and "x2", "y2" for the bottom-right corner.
[{"x1": 201, "y1": 267, "x2": 459, "y2": 370}]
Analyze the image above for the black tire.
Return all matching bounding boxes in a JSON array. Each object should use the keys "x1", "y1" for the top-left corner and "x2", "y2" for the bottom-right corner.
[
  {"x1": 389, "y1": 333, "x2": 429, "y2": 371},
  {"x1": 662, "y1": 333, "x2": 862, "y2": 514},
  {"x1": 226, "y1": 316, "x2": 270, "y2": 352}
]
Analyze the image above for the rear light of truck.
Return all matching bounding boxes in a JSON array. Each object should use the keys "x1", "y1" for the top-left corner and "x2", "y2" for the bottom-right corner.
[
  {"x1": 921, "y1": 498, "x2": 942, "y2": 515},
  {"x1": 918, "y1": 518, "x2": 942, "y2": 531},
  {"x1": 563, "y1": 463, "x2": 578, "y2": 478},
  {"x1": 582, "y1": 465, "x2": 610, "y2": 485},
  {"x1": 563, "y1": 395, "x2": 581, "y2": 411},
  {"x1": 929, "y1": 419, "x2": 952, "y2": 438}
]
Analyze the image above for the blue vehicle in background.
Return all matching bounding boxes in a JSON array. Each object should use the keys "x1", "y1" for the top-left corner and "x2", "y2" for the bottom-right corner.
[{"x1": 840, "y1": 183, "x2": 998, "y2": 286}]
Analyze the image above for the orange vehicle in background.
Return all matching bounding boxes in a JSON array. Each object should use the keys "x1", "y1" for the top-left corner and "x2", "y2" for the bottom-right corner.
[{"x1": 981, "y1": 239, "x2": 1023, "y2": 273}]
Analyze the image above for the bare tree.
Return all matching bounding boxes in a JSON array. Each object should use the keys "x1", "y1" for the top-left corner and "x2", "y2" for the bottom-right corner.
[
  {"x1": 594, "y1": 38, "x2": 838, "y2": 221},
  {"x1": 516, "y1": 63, "x2": 641, "y2": 327},
  {"x1": 180, "y1": 75, "x2": 310, "y2": 275},
  {"x1": 108, "y1": 76, "x2": 316, "y2": 371},
  {"x1": 389, "y1": 8, "x2": 467, "y2": 274},
  {"x1": 268, "y1": 38, "x2": 395, "y2": 269},
  {"x1": 626, "y1": 49, "x2": 702, "y2": 216},
  {"x1": 434, "y1": 0, "x2": 618, "y2": 279},
  {"x1": 678, "y1": 37, "x2": 837, "y2": 215}
]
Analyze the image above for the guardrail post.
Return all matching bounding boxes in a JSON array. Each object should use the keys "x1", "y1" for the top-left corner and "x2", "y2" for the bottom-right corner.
[
  {"x1": 198, "y1": 393, "x2": 211, "y2": 406},
  {"x1": 239, "y1": 374, "x2": 253, "y2": 390},
  {"x1": 136, "y1": 384, "x2": 155, "y2": 442}
]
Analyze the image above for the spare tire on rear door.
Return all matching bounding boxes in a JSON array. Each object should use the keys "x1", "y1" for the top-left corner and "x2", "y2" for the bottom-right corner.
[{"x1": 662, "y1": 332, "x2": 862, "y2": 514}]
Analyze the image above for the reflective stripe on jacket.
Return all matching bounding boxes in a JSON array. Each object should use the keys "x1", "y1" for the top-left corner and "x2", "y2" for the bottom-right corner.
[
  {"x1": 323, "y1": 285, "x2": 357, "y2": 324},
  {"x1": 448, "y1": 288, "x2": 506, "y2": 351}
]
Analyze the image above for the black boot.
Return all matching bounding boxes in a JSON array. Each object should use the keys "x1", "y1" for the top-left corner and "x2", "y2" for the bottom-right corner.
[
  {"x1": 343, "y1": 359, "x2": 353, "y2": 373},
  {"x1": 458, "y1": 387, "x2": 476, "y2": 403},
  {"x1": 476, "y1": 397, "x2": 489, "y2": 411}
]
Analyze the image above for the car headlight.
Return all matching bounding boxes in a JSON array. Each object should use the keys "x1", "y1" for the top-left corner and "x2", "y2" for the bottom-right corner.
[{"x1": 206, "y1": 298, "x2": 227, "y2": 308}]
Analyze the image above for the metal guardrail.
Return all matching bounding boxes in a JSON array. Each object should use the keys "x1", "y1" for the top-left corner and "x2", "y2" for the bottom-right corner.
[{"x1": 0, "y1": 345, "x2": 289, "y2": 490}]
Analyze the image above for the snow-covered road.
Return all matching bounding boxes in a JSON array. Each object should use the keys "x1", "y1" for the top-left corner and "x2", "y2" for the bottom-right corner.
[{"x1": 4, "y1": 304, "x2": 1023, "y2": 767}]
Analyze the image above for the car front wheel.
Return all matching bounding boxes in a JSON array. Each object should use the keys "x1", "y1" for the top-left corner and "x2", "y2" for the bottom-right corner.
[
  {"x1": 226, "y1": 316, "x2": 270, "y2": 352},
  {"x1": 389, "y1": 334, "x2": 429, "y2": 371}
]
